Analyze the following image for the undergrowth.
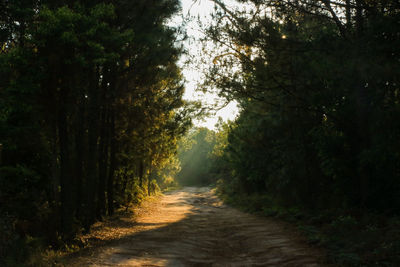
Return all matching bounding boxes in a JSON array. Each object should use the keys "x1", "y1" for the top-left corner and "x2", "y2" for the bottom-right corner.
[
  {"x1": 161, "y1": 184, "x2": 183, "y2": 193},
  {"x1": 216, "y1": 185, "x2": 400, "y2": 267},
  {"x1": 1, "y1": 186, "x2": 163, "y2": 267}
]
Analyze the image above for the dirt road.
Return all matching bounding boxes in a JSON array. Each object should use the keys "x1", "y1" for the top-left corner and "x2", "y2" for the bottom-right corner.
[{"x1": 68, "y1": 187, "x2": 326, "y2": 266}]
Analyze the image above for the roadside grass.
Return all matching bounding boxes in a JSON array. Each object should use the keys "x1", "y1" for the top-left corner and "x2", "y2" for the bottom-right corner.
[
  {"x1": 1, "y1": 234, "x2": 75, "y2": 267},
  {"x1": 1, "y1": 188, "x2": 164, "y2": 267},
  {"x1": 161, "y1": 184, "x2": 183, "y2": 193},
  {"x1": 216, "y1": 188, "x2": 400, "y2": 266}
]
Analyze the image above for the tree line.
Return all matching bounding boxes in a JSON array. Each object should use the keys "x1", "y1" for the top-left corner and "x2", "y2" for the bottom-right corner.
[
  {"x1": 204, "y1": 0, "x2": 400, "y2": 218},
  {"x1": 2, "y1": 0, "x2": 400, "y2": 265},
  {"x1": 0, "y1": 0, "x2": 191, "y2": 262},
  {"x1": 193, "y1": 0, "x2": 400, "y2": 265}
]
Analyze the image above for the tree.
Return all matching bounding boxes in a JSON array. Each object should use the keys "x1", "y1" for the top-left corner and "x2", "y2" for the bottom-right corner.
[
  {"x1": 203, "y1": 0, "x2": 400, "y2": 212},
  {"x1": 177, "y1": 127, "x2": 216, "y2": 186},
  {"x1": 0, "y1": 1, "x2": 190, "y2": 263}
]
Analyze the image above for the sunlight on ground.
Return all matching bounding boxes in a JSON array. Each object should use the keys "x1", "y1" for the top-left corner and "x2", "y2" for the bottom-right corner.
[
  {"x1": 91, "y1": 190, "x2": 197, "y2": 266},
  {"x1": 70, "y1": 187, "x2": 324, "y2": 266}
]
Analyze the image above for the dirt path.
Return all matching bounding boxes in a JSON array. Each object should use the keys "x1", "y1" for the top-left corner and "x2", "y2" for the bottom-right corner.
[{"x1": 67, "y1": 187, "x2": 327, "y2": 266}]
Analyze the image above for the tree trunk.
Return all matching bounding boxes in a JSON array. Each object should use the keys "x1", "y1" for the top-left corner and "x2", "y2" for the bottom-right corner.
[
  {"x1": 75, "y1": 98, "x2": 85, "y2": 221},
  {"x1": 345, "y1": 0, "x2": 352, "y2": 29},
  {"x1": 355, "y1": 0, "x2": 364, "y2": 36},
  {"x1": 97, "y1": 105, "x2": 108, "y2": 218},
  {"x1": 107, "y1": 109, "x2": 116, "y2": 216},
  {"x1": 58, "y1": 88, "x2": 74, "y2": 238},
  {"x1": 85, "y1": 66, "x2": 100, "y2": 229},
  {"x1": 139, "y1": 161, "x2": 144, "y2": 189}
]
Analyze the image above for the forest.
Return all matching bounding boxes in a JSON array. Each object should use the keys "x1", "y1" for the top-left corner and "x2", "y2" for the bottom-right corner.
[
  {"x1": 0, "y1": 0, "x2": 193, "y2": 264},
  {"x1": 1, "y1": 0, "x2": 400, "y2": 266}
]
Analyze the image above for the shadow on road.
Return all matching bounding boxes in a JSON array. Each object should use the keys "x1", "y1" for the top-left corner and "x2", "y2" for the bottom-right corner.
[{"x1": 64, "y1": 187, "x2": 327, "y2": 266}]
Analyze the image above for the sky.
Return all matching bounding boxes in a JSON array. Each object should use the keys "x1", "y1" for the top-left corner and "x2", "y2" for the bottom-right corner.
[{"x1": 172, "y1": 0, "x2": 240, "y2": 130}]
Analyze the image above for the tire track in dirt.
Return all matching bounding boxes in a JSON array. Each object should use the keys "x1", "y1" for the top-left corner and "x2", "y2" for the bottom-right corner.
[{"x1": 68, "y1": 187, "x2": 327, "y2": 266}]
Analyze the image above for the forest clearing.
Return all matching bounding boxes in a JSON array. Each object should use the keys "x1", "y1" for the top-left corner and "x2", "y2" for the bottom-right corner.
[{"x1": 66, "y1": 187, "x2": 325, "y2": 266}]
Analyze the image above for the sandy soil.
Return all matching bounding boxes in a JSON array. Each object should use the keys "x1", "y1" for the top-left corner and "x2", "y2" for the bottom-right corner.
[{"x1": 66, "y1": 187, "x2": 327, "y2": 266}]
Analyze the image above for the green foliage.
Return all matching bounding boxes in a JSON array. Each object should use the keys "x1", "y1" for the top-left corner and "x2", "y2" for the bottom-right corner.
[
  {"x1": 217, "y1": 186, "x2": 400, "y2": 266},
  {"x1": 205, "y1": 0, "x2": 400, "y2": 212},
  {"x1": 204, "y1": 0, "x2": 400, "y2": 265},
  {"x1": 0, "y1": 166, "x2": 43, "y2": 218},
  {"x1": 176, "y1": 127, "x2": 216, "y2": 186},
  {"x1": 155, "y1": 155, "x2": 181, "y2": 190},
  {"x1": 1, "y1": 0, "x2": 189, "y2": 264}
]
